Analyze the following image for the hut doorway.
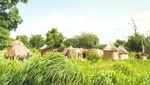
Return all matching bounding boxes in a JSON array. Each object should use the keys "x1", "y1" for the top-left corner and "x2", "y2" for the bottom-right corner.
[{"x1": 83, "y1": 53, "x2": 86, "y2": 58}]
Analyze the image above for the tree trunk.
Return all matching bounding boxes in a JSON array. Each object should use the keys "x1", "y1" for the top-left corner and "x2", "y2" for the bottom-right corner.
[{"x1": 141, "y1": 39, "x2": 144, "y2": 54}]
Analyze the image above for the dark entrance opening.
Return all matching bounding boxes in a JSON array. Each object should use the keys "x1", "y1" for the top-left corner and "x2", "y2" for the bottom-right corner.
[{"x1": 83, "y1": 53, "x2": 86, "y2": 58}]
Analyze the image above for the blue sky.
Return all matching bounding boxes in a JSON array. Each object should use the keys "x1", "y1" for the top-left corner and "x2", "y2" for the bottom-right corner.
[{"x1": 11, "y1": 0, "x2": 150, "y2": 44}]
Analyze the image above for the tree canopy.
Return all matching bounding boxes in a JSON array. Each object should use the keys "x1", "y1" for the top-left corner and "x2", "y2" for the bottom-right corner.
[
  {"x1": 16, "y1": 35, "x2": 28, "y2": 47},
  {"x1": 0, "y1": 28, "x2": 12, "y2": 50},
  {"x1": 45, "y1": 28, "x2": 65, "y2": 49},
  {"x1": 0, "y1": 0, "x2": 28, "y2": 31},
  {"x1": 29, "y1": 35, "x2": 44, "y2": 49},
  {"x1": 114, "y1": 39, "x2": 126, "y2": 47},
  {"x1": 126, "y1": 34, "x2": 148, "y2": 52},
  {"x1": 127, "y1": 18, "x2": 148, "y2": 53},
  {"x1": 64, "y1": 32, "x2": 99, "y2": 49},
  {"x1": 0, "y1": 0, "x2": 28, "y2": 50}
]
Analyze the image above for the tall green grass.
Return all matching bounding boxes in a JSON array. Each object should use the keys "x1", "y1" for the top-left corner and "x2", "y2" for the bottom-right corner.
[{"x1": 0, "y1": 50, "x2": 150, "y2": 85}]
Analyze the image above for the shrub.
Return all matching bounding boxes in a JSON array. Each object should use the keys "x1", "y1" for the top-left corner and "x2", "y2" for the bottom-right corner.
[
  {"x1": 86, "y1": 53, "x2": 101, "y2": 63},
  {"x1": 128, "y1": 52, "x2": 135, "y2": 59}
]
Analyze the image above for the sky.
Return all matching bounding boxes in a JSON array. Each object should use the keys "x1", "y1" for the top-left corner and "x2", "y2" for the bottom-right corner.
[{"x1": 10, "y1": 0, "x2": 150, "y2": 44}]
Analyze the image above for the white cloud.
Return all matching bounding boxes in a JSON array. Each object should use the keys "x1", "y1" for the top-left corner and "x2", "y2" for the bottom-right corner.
[{"x1": 11, "y1": 10, "x2": 150, "y2": 44}]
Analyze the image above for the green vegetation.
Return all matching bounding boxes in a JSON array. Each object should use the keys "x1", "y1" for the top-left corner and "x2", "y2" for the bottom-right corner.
[
  {"x1": 1, "y1": 1, "x2": 150, "y2": 84},
  {"x1": 29, "y1": 35, "x2": 45, "y2": 49},
  {"x1": 45, "y1": 28, "x2": 65, "y2": 49},
  {"x1": 0, "y1": 0, "x2": 28, "y2": 49},
  {"x1": 64, "y1": 32, "x2": 99, "y2": 48},
  {"x1": 0, "y1": 51, "x2": 150, "y2": 85},
  {"x1": 86, "y1": 53, "x2": 101, "y2": 63},
  {"x1": 126, "y1": 35, "x2": 148, "y2": 52},
  {"x1": 16, "y1": 35, "x2": 29, "y2": 47},
  {"x1": 114, "y1": 39, "x2": 126, "y2": 47}
]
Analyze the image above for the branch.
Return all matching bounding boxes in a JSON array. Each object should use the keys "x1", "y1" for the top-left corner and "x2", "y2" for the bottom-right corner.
[{"x1": 128, "y1": 18, "x2": 138, "y2": 35}]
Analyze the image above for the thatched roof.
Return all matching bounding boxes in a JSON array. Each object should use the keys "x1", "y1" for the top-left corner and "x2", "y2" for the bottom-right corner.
[
  {"x1": 103, "y1": 43, "x2": 118, "y2": 51},
  {"x1": 40, "y1": 44, "x2": 49, "y2": 50},
  {"x1": 4, "y1": 40, "x2": 32, "y2": 58},
  {"x1": 118, "y1": 46, "x2": 129, "y2": 54}
]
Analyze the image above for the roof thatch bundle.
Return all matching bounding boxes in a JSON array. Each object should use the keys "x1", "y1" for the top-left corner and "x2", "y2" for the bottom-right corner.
[
  {"x1": 4, "y1": 40, "x2": 32, "y2": 60},
  {"x1": 103, "y1": 43, "x2": 118, "y2": 60},
  {"x1": 118, "y1": 46, "x2": 128, "y2": 54},
  {"x1": 40, "y1": 44, "x2": 53, "y2": 56},
  {"x1": 103, "y1": 43, "x2": 118, "y2": 51},
  {"x1": 118, "y1": 46, "x2": 129, "y2": 60}
]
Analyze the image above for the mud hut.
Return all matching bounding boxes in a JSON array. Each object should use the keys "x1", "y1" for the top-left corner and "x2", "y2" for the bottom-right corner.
[
  {"x1": 66, "y1": 48, "x2": 79, "y2": 58},
  {"x1": 4, "y1": 40, "x2": 32, "y2": 61},
  {"x1": 87, "y1": 49, "x2": 103, "y2": 56},
  {"x1": 40, "y1": 44, "x2": 54, "y2": 56},
  {"x1": 118, "y1": 46, "x2": 129, "y2": 60},
  {"x1": 103, "y1": 43, "x2": 118, "y2": 60},
  {"x1": 64, "y1": 47, "x2": 87, "y2": 59},
  {"x1": 135, "y1": 52, "x2": 147, "y2": 60}
]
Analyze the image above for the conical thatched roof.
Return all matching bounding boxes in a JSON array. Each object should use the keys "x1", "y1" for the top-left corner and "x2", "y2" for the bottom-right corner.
[
  {"x1": 118, "y1": 46, "x2": 128, "y2": 54},
  {"x1": 103, "y1": 43, "x2": 118, "y2": 51},
  {"x1": 4, "y1": 40, "x2": 32, "y2": 58}
]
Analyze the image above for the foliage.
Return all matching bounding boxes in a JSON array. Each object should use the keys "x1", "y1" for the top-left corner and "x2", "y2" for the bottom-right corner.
[
  {"x1": 63, "y1": 59, "x2": 150, "y2": 85},
  {"x1": 126, "y1": 35, "x2": 148, "y2": 52},
  {"x1": 0, "y1": 28, "x2": 13, "y2": 50},
  {"x1": 0, "y1": 0, "x2": 27, "y2": 31},
  {"x1": 64, "y1": 32, "x2": 99, "y2": 48},
  {"x1": 86, "y1": 53, "x2": 101, "y2": 63},
  {"x1": 114, "y1": 39, "x2": 126, "y2": 47},
  {"x1": 77, "y1": 32, "x2": 99, "y2": 48},
  {"x1": 0, "y1": 0, "x2": 28, "y2": 50},
  {"x1": 98, "y1": 44, "x2": 107, "y2": 49},
  {"x1": 145, "y1": 35, "x2": 150, "y2": 52},
  {"x1": 128, "y1": 52, "x2": 136, "y2": 59},
  {"x1": 0, "y1": 58, "x2": 23, "y2": 85},
  {"x1": 57, "y1": 44, "x2": 65, "y2": 52},
  {"x1": 45, "y1": 28, "x2": 65, "y2": 49},
  {"x1": 29, "y1": 34, "x2": 44, "y2": 49},
  {"x1": 1, "y1": 51, "x2": 150, "y2": 85},
  {"x1": 63, "y1": 38, "x2": 78, "y2": 47},
  {"x1": 16, "y1": 35, "x2": 29, "y2": 47}
]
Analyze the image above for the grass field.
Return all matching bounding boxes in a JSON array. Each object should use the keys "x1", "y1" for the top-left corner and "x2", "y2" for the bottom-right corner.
[{"x1": 0, "y1": 50, "x2": 150, "y2": 85}]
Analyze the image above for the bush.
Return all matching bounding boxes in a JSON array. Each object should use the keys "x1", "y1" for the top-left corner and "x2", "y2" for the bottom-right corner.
[
  {"x1": 86, "y1": 53, "x2": 101, "y2": 63},
  {"x1": 128, "y1": 52, "x2": 135, "y2": 59}
]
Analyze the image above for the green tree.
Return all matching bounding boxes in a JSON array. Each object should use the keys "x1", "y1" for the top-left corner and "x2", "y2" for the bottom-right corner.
[
  {"x1": 45, "y1": 28, "x2": 65, "y2": 49},
  {"x1": 64, "y1": 32, "x2": 99, "y2": 48},
  {"x1": 0, "y1": 0, "x2": 28, "y2": 49},
  {"x1": 99, "y1": 44, "x2": 107, "y2": 49},
  {"x1": 0, "y1": 29, "x2": 13, "y2": 50},
  {"x1": 63, "y1": 38, "x2": 78, "y2": 48},
  {"x1": 114, "y1": 39, "x2": 126, "y2": 47},
  {"x1": 128, "y1": 18, "x2": 148, "y2": 53},
  {"x1": 29, "y1": 35, "x2": 45, "y2": 49},
  {"x1": 16, "y1": 35, "x2": 28, "y2": 47},
  {"x1": 126, "y1": 35, "x2": 148, "y2": 52},
  {"x1": 146, "y1": 35, "x2": 150, "y2": 51},
  {"x1": 78, "y1": 32, "x2": 99, "y2": 48},
  {"x1": 0, "y1": 0, "x2": 27, "y2": 31}
]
